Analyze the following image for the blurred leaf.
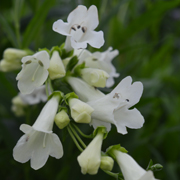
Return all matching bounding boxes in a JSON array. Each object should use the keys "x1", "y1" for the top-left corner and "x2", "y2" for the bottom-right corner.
[
  {"x1": 0, "y1": 14, "x2": 17, "y2": 47},
  {"x1": 22, "y1": 0, "x2": 55, "y2": 48}
]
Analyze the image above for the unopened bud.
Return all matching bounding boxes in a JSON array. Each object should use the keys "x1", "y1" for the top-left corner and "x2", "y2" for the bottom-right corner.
[
  {"x1": 69, "y1": 98, "x2": 94, "y2": 123},
  {"x1": 48, "y1": 51, "x2": 66, "y2": 80},
  {"x1": 100, "y1": 156, "x2": 114, "y2": 171},
  {"x1": 54, "y1": 110, "x2": 70, "y2": 129},
  {"x1": 80, "y1": 68, "x2": 109, "y2": 88},
  {"x1": 0, "y1": 59, "x2": 21, "y2": 72},
  {"x1": 1, "y1": 48, "x2": 30, "y2": 72}
]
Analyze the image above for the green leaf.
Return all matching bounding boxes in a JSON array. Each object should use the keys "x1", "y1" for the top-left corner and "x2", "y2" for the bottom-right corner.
[
  {"x1": 119, "y1": 0, "x2": 180, "y2": 43},
  {"x1": 22, "y1": 0, "x2": 55, "y2": 48},
  {"x1": 73, "y1": 62, "x2": 86, "y2": 76},
  {"x1": 0, "y1": 15, "x2": 17, "y2": 47},
  {"x1": 66, "y1": 56, "x2": 78, "y2": 72}
]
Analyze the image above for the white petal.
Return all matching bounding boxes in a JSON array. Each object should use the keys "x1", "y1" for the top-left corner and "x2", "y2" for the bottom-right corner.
[
  {"x1": 70, "y1": 37, "x2": 87, "y2": 49},
  {"x1": 111, "y1": 76, "x2": 143, "y2": 108},
  {"x1": 90, "y1": 118, "x2": 111, "y2": 132},
  {"x1": 30, "y1": 132, "x2": 50, "y2": 170},
  {"x1": 85, "y1": 5, "x2": 99, "y2": 30},
  {"x1": 49, "y1": 133, "x2": 63, "y2": 158},
  {"x1": 82, "y1": 30, "x2": 104, "y2": 48},
  {"x1": 67, "y1": 77, "x2": 104, "y2": 102},
  {"x1": 13, "y1": 134, "x2": 33, "y2": 163},
  {"x1": 67, "y1": 5, "x2": 87, "y2": 24},
  {"x1": 88, "y1": 94, "x2": 121, "y2": 124},
  {"x1": 20, "y1": 124, "x2": 32, "y2": 134},
  {"x1": 53, "y1": 19, "x2": 71, "y2": 36},
  {"x1": 114, "y1": 150, "x2": 146, "y2": 180},
  {"x1": 114, "y1": 107, "x2": 144, "y2": 135},
  {"x1": 139, "y1": 171, "x2": 157, "y2": 180},
  {"x1": 34, "y1": 51, "x2": 50, "y2": 69},
  {"x1": 106, "y1": 76, "x2": 115, "y2": 88},
  {"x1": 21, "y1": 56, "x2": 33, "y2": 63}
]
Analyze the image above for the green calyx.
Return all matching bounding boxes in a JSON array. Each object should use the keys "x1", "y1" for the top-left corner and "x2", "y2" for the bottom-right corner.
[
  {"x1": 73, "y1": 62, "x2": 86, "y2": 76},
  {"x1": 106, "y1": 144, "x2": 128, "y2": 160},
  {"x1": 93, "y1": 126, "x2": 108, "y2": 139},
  {"x1": 64, "y1": 92, "x2": 78, "y2": 105},
  {"x1": 50, "y1": 46, "x2": 61, "y2": 57},
  {"x1": 66, "y1": 56, "x2": 78, "y2": 72},
  {"x1": 48, "y1": 91, "x2": 64, "y2": 102}
]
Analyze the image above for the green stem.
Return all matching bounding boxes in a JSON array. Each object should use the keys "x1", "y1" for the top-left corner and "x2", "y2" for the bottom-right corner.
[
  {"x1": 72, "y1": 123, "x2": 93, "y2": 139},
  {"x1": 103, "y1": 170, "x2": 119, "y2": 179},
  {"x1": 69, "y1": 123, "x2": 86, "y2": 149},
  {"x1": 48, "y1": 78, "x2": 54, "y2": 92},
  {"x1": 45, "y1": 80, "x2": 49, "y2": 97},
  {"x1": 67, "y1": 126, "x2": 83, "y2": 152}
]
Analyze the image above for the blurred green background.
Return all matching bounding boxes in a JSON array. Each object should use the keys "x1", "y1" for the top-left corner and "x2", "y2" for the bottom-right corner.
[{"x1": 0, "y1": 0, "x2": 180, "y2": 179}]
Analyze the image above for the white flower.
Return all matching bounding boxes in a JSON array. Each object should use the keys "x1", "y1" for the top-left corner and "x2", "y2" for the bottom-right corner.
[
  {"x1": 16, "y1": 51, "x2": 50, "y2": 95},
  {"x1": 53, "y1": 5, "x2": 104, "y2": 51},
  {"x1": 67, "y1": 77, "x2": 104, "y2": 102},
  {"x1": 19, "y1": 85, "x2": 48, "y2": 105},
  {"x1": 76, "y1": 47, "x2": 119, "y2": 87},
  {"x1": 80, "y1": 68, "x2": 109, "y2": 88},
  {"x1": 48, "y1": 51, "x2": 66, "y2": 80},
  {"x1": 87, "y1": 76, "x2": 144, "y2": 134},
  {"x1": 69, "y1": 98, "x2": 94, "y2": 123},
  {"x1": 13, "y1": 94, "x2": 63, "y2": 170},
  {"x1": 77, "y1": 127, "x2": 105, "y2": 175},
  {"x1": 113, "y1": 150, "x2": 157, "y2": 180}
]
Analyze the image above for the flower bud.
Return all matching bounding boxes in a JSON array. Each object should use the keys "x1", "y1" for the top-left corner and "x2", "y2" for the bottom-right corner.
[
  {"x1": 69, "y1": 98, "x2": 94, "y2": 123},
  {"x1": 80, "y1": 68, "x2": 109, "y2": 88},
  {"x1": 0, "y1": 48, "x2": 30, "y2": 72},
  {"x1": 77, "y1": 127, "x2": 105, "y2": 175},
  {"x1": 11, "y1": 95, "x2": 27, "y2": 117},
  {"x1": 4, "y1": 48, "x2": 29, "y2": 61},
  {"x1": 0, "y1": 59, "x2": 21, "y2": 72},
  {"x1": 48, "y1": 51, "x2": 66, "y2": 80},
  {"x1": 100, "y1": 156, "x2": 114, "y2": 171},
  {"x1": 54, "y1": 110, "x2": 70, "y2": 129}
]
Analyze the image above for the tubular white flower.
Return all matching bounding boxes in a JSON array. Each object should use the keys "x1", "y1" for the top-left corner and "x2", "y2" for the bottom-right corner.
[
  {"x1": 53, "y1": 5, "x2": 104, "y2": 50},
  {"x1": 80, "y1": 68, "x2": 109, "y2": 88},
  {"x1": 48, "y1": 51, "x2": 66, "y2": 80},
  {"x1": 77, "y1": 128, "x2": 104, "y2": 175},
  {"x1": 76, "y1": 47, "x2": 119, "y2": 87},
  {"x1": 13, "y1": 95, "x2": 63, "y2": 170},
  {"x1": 19, "y1": 85, "x2": 48, "y2": 105},
  {"x1": 16, "y1": 50, "x2": 50, "y2": 95},
  {"x1": 113, "y1": 150, "x2": 157, "y2": 180},
  {"x1": 67, "y1": 77, "x2": 105, "y2": 102},
  {"x1": 87, "y1": 76, "x2": 144, "y2": 134},
  {"x1": 69, "y1": 98, "x2": 94, "y2": 123}
]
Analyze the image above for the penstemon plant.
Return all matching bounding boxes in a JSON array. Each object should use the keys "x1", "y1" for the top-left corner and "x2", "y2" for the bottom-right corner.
[{"x1": 1, "y1": 4, "x2": 163, "y2": 180}]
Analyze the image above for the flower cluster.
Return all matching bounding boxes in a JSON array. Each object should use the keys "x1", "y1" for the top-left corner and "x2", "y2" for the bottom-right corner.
[{"x1": 1, "y1": 4, "x2": 162, "y2": 179}]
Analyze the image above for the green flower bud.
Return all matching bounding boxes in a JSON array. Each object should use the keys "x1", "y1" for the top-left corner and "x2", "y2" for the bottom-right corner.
[
  {"x1": 100, "y1": 156, "x2": 114, "y2": 171},
  {"x1": 54, "y1": 110, "x2": 70, "y2": 129},
  {"x1": 80, "y1": 68, "x2": 109, "y2": 88},
  {"x1": 48, "y1": 51, "x2": 66, "y2": 80},
  {"x1": 69, "y1": 98, "x2": 94, "y2": 123}
]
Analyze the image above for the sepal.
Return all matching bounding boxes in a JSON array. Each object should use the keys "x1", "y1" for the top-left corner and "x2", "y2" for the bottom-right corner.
[
  {"x1": 66, "y1": 56, "x2": 78, "y2": 71},
  {"x1": 106, "y1": 144, "x2": 128, "y2": 160},
  {"x1": 64, "y1": 92, "x2": 78, "y2": 105},
  {"x1": 93, "y1": 126, "x2": 108, "y2": 139}
]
